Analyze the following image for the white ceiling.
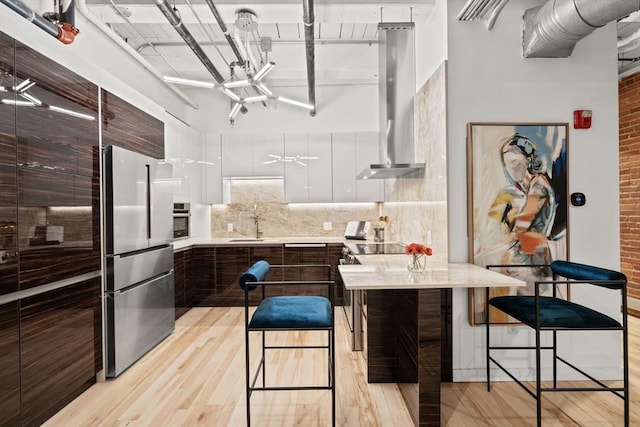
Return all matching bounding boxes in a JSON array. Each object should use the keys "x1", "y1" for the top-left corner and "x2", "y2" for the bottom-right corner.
[{"x1": 83, "y1": 1, "x2": 435, "y2": 87}]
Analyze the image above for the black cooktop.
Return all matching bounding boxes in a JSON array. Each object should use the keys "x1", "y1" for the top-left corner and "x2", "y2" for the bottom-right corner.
[{"x1": 351, "y1": 243, "x2": 406, "y2": 255}]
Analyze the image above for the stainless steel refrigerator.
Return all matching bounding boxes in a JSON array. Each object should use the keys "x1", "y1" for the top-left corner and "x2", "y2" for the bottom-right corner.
[{"x1": 103, "y1": 145, "x2": 175, "y2": 378}]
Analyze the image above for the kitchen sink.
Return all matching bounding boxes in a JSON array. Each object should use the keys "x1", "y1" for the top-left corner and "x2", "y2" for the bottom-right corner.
[{"x1": 228, "y1": 238, "x2": 264, "y2": 242}]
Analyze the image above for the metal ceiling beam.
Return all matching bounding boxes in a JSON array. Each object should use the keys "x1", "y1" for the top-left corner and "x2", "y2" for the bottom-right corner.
[
  {"x1": 302, "y1": 0, "x2": 316, "y2": 116},
  {"x1": 202, "y1": 0, "x2": 245, "y2": 65},
  {"x1": 152, "y1": 0, "x2": 225, "y2": 83}
]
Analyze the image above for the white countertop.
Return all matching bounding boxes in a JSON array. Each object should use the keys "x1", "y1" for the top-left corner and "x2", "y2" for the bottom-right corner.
[
  {"x1": 172, "y1": 236, "x2": 349, "y2": 250},
  {"x1": 339, "y1": 255, "x2": 526, "y2": 290}
]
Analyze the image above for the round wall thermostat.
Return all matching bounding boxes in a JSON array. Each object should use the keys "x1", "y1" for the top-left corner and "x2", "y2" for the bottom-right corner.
[{"x1": 570, "y1": 192, "x2": 586, "y2": 206}]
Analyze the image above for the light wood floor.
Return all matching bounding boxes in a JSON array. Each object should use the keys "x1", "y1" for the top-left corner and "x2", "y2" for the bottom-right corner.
[{"x1": 44, "y1": 308, "x2": 640, "y2": 426}]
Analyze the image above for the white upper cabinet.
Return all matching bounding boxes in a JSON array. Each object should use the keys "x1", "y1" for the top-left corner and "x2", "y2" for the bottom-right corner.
[
  {"x1": 253, "y1": 133, "x2": 285, "y2": 177},
  {"x1": 331, "y1": 132, "x2": 357, "y2": 202},
  {"x1": 355, "y1": 132, "x2": 384, "y2": 202},
  {"x1": 221, "y1": 133, "x2": 284, "y2": 177},
  {"x1": 205, "y1": 135, "x2": 223, "y2": 204},
  {"x1": 308, "y1": 133, "x2": 333, "y2": 202},
  {"x1": 332, "y1": 132, "x2": 384, "y2": 202},
  {"x1": 164, "y1": 119, "x2": 205, "y2": 204},
  {"x1": 221, "y1": 134, "x2": 252, "y2": 177},
  {"x1": 284, "y1": 133, "x2": 332, "y2": 203}
]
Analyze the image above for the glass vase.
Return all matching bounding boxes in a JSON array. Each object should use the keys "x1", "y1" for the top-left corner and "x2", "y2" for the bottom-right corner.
[{"x1": 407, "y1": 254, "x2": 426, "y2": 272}]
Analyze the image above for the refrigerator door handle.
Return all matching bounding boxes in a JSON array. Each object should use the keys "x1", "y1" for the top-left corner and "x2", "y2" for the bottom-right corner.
[{"x1": 146, "y1": 163, "x2": 151, "y2": 239}]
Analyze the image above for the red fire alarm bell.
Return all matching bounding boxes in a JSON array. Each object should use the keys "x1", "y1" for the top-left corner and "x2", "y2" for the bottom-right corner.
[{"x1": 573, "y1": 110, "x2": 592, "y2": 129}]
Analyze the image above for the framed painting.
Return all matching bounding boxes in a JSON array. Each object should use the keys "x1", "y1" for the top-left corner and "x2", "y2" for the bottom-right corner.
[{"x1": 467, "y1": 123, "x2": 569, "y2": 325}]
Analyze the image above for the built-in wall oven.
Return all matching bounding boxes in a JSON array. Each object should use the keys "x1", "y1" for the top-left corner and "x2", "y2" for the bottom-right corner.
[{"x1": 173, "y1": 203, "x2": 190, "y2": 239}]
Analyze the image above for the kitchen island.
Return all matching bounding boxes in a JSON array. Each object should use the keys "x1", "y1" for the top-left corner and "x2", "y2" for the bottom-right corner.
[{"x1": 338, "y1": 255, "x2": 525, "y2": 427}]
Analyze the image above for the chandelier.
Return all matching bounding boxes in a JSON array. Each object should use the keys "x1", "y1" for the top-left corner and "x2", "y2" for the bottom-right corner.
[{"x1": 163, "y1": 8, "x2": 313, "y2": 126}]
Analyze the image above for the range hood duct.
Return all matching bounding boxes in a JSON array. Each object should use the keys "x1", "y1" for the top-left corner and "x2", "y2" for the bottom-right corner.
[
  {"x1": 357, "y1": 22, "x2": 423, "y2": 180},
  {"x1": 523, "y1": 0, "x2": 640, "y2": 58}
]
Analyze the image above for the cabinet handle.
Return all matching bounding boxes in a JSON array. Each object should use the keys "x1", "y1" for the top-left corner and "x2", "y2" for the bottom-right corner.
[{"x1": 284, "y1": 243, "x2": 327, "y2": 248}]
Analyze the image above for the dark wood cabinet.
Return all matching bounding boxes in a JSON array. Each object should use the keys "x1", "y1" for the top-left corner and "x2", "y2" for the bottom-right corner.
[
  {"x1": 190, "y1": 247, "x2": 217, "y2": 306},
  {"x1": 0, "y1": 31, "x2": 102, "y2": 426},
  {"x1": 214, "y1": 246, "x2": 250, "y2": 306},
  {"x1": 20, "y1": 276, "x2": 101, "y2": 427},
  {"x1": 328, "y1": 244, "x2": 345, "y2": 306},
  {"x1": 175, "y1": 243, "x2": 345, "y2": 309},
  {"x1": 0, "y1": 301, "x2": 20, "y2": 427},
  {"x1": 283, "y1": 244, "x2": 330, "y2": 296},
  {"x1": 174, "y1": 250, "x2": 186, "y2": 319},
  {"x1": 101, "y1": 90, "x2": 164, "y2": 159}
]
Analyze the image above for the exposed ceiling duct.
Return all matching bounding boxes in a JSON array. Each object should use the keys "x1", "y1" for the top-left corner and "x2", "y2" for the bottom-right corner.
[
  {"x1": 523, "y1": 0, "x2": 640, "y2": 58},
  {"x1": 202, "y1": 0, "x2": 245, "y2": 67},
  {"x1": 152, "y1": 0, "x2": 225, "y2": 83},
  {"x1": 302, "y1": 0, "x2": 316, "y2": 116},
  {"x1": 1, "y1": 0, "x2": 79, "y2": 44}
]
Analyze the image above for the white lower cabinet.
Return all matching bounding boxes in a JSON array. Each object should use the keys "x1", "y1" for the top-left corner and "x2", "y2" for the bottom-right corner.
[{"x1": 205, "y1": 135, "x2": 223, "y2": 204}]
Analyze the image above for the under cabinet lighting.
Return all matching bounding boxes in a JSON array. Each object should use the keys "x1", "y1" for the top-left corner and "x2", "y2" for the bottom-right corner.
[
  {"x1": 163, "y1": 76, "x2": 216, "y2": 89},
  {"x1": 277, "y1": 96, "x2": 314, "y2": 110}
]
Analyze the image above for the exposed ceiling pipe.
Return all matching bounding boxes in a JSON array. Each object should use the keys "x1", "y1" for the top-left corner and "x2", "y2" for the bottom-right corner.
[
  {"x1": 523, "y1": 0, "x2": 640, "y2": 58},
  {"x1": 302, "y1": 0, "x2": 316, "y2": 117},
  {"x1": 152, "y1": 0, "x2": 225, "y2": 84},
  {"x1": 74, "y1": 0, "x2": 199, "y2": 109},
  {"x1": 202, "y1": 0, "x2": 245, "y2": 67},
  {"x1": 1, "y1": 0, "x2": 79, "y2": 44}
]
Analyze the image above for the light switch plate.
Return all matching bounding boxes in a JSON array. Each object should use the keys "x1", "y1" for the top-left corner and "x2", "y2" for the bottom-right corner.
[
  {"x1": 227, "y1": 223, "x2": 233, "y2": 232},
  {"x1": 323, "y1": 222, "x2": 332, "y2": 231}
]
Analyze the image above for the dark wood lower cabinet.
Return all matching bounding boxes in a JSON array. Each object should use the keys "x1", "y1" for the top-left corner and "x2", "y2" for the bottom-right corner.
[
  {"x1": 176, "y1": 244, "x2": 347, "y2": 310},
  {"x1": 174, "y1": 249, "x2": 187, "y2": 319},
  {"x1": 0, "y1": 301, "x2": 20, "y2": 427},
  {"x1": 214, "y1": 246, "x2": 250, "y2": 306},
  {"x1": 20, "y1": 277, "x2": 101, "y2": 427}
]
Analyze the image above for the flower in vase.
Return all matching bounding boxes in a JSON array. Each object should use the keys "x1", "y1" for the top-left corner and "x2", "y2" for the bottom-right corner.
[{"x1": 405, "y1": 243, "x2": 433, "y2": 272}]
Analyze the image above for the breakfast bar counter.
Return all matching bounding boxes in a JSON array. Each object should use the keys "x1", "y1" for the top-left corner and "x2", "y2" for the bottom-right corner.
[{"x1": 338, "y1": 256, "x2": 524, "y2": 426}]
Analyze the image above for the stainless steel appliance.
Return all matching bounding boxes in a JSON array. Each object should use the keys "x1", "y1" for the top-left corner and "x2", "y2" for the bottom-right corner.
[
  {"x1": 344, "y1": 221, "x2": 370, "y2": 240},
  {"x1": 103, "y1": 145, "x2": 175, "y2": 378},
  {"x1": 357, "y1": 23, "x2": 424, "y2": 180},
  {"x1": 173, "y1": 202, "x2": 190, "y2": 239}
]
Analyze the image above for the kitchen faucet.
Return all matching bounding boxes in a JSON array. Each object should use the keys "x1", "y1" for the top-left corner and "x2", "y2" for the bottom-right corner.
[{"x1": 253, "y1": 204, "x2": 263, "y2": 239}]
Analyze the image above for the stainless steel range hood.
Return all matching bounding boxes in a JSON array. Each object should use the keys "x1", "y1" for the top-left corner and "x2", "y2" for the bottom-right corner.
[{"x1": 357, "y1": 22, "x2": 424, "y2": 180}]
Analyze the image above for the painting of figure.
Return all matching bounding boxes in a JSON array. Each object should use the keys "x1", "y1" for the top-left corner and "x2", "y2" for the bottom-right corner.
[{"x1": 467, "y1": 123, "x2": 568, "y2": 325}]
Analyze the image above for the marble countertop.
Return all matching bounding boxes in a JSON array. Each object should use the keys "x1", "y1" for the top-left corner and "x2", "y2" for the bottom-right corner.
[
  {"x1": 172, "y1": 236, "x2": 349, "y2": 251},
  {"x1": 339, "y1": 255, "x2": 525, "y2": 290}
]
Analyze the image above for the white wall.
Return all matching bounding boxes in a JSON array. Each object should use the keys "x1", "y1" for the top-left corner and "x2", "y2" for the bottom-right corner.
[
  {"x1": 446, "y1": 0, "x2": 622, "y2": 381},
  {"x1": 415, "y1": 0, "x2": 448, "y2": 89}
]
